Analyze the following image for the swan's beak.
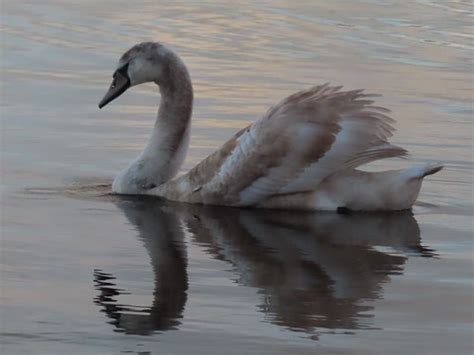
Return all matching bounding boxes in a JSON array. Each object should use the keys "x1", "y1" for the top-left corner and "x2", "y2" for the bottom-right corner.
[{"x1": 98, "y1": 71, "x2": 130, "y2": 109}]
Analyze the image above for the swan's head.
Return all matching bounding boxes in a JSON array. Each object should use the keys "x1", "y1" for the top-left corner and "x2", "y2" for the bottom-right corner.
[{"x1": 99, "y1": 42, "x2": 176, "y2": 108}]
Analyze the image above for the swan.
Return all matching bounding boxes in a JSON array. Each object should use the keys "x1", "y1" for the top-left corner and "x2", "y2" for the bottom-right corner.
[{"x1": 98, "y1": 42, "x2": 442, "y2": 211}]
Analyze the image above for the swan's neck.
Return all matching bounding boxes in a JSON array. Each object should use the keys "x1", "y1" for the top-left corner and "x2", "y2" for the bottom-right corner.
[
  {"x1": 113, "y1": 55, "x2": 193, "y2": 193},
  {"x1": 144, "y1": 59, "x2": 193, "y2": 184}
]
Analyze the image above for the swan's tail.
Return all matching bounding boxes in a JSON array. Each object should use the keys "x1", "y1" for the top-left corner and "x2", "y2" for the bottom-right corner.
[{"x1": 406, "y1": 163, "x2": 444, "y2": 179}]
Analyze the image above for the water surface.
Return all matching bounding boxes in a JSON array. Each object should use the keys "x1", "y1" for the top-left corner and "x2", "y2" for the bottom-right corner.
[{"x1": 1, "y1": 1, "x2": 473, "y2": 354}]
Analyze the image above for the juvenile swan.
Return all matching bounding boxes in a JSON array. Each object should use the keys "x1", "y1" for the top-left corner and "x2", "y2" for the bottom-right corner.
[{"x1": 99, "y1": 42, "x2": 442, "y2": 211}]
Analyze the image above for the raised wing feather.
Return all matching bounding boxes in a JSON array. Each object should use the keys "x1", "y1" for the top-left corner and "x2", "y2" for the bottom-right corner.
[{"x1": 157, "y1": 84, "x2": 407, "y2": 206}]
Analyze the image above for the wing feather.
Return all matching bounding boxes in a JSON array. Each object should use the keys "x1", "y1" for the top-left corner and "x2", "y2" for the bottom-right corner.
[{"x1": 160, "y1": 84, "x2": 406, "y2": 206}]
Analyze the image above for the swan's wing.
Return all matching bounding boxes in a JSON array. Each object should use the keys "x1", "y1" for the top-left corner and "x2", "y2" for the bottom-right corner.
[{"x1": 164, "y1": 84, "x2": 406, "y2": 206}]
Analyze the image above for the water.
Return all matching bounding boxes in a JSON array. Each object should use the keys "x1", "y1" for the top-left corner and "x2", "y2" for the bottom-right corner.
[{"x1": 1, "y1": 1, "x2": 473, "y2": 354}]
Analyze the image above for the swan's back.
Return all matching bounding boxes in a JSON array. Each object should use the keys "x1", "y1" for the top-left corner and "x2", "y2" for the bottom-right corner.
[{"x1": 151, "y1": 84, "x2": 407, "y2": 207}]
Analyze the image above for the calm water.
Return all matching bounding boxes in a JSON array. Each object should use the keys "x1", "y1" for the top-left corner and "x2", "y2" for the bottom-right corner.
[{"x1": 1, "y1": 1, "x2": 473, "y2": 354}]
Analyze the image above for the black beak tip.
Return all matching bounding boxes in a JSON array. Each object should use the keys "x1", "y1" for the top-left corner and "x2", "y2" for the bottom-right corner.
[{"x1": 98, "y1": 98, "x2": 109, "y2": 109}]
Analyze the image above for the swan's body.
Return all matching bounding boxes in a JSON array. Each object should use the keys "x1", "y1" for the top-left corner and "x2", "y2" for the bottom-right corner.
[{"x1": 99, "y1": 42, "x2": 442, "y2": 211}]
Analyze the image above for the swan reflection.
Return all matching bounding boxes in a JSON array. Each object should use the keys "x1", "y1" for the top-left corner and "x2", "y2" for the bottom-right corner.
[
  {"x1": 94, "y1": 198, "x2": 434, "y2": 336},
  {"x1": 94, "y1": 198, "x2": 187, "y2": 335}
]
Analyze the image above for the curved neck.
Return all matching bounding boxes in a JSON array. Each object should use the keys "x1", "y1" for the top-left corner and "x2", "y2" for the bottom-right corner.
[{"x1": 143, "y1": 55, "x2": 193, "y2": 185}]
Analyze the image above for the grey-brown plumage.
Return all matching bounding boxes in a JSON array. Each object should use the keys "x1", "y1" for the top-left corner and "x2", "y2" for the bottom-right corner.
[{"x1": 99, "y1": 42, "x2": 442, "y2": 211}]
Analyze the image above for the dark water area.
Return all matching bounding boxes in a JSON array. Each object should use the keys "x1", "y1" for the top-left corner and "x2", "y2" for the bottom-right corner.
[{"x1": 1, "y1": 1, "x2": 473, "y2": 354}]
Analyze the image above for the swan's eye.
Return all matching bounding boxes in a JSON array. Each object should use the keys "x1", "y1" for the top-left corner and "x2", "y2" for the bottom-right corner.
[{"x1": 111, "y1": 80, "x2": 116, "y2": 88}]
